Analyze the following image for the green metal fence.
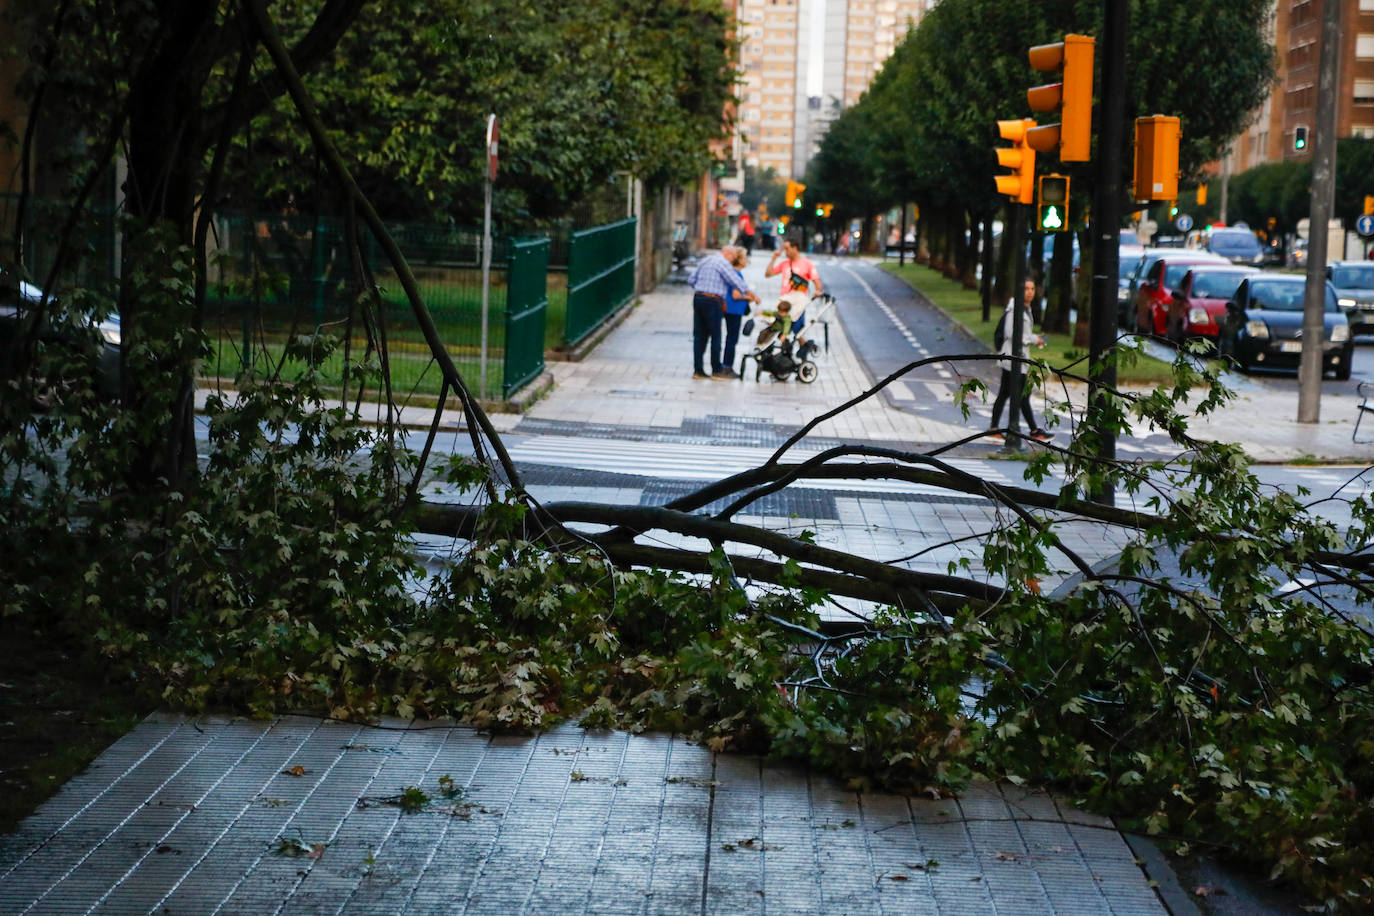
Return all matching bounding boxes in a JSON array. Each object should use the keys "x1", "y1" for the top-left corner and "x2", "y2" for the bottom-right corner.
[
  {"x1": 564, "y1": 217, "x2": 636, "y2": 346},
  {"x1": 205, "y1": 213, "x2": 531, "y2": 401},
  {"x1": 503, "y1": 238, "x2": 549, "y2": 398}
]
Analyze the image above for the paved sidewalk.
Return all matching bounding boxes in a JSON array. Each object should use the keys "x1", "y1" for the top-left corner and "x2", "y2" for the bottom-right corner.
[{"x1": 0, "y1": 714, "x2": 1169, "y2": 915}]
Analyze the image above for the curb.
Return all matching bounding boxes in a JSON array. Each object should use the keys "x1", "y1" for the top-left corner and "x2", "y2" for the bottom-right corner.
[{"x1": 546, "y1": 298, "x2": 640, "y2": 363}]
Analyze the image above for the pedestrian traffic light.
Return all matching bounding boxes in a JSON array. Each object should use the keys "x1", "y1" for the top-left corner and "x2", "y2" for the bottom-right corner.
[
  {"x1": 786, "y1": 180, "x2": 806, "y2": 209},
  {"x1": 1133, "y1": 115, "x2": 1180, "y2": 203},
  {"x1": 994, "y1": 118, "x2": 1037, "y2": 205},
  {"x1": 1294, "y1": 126, "x2": 1308, "y2": 151},
  {"x1": 1037, "y1": 174, "x2": 1070, "y2": 232},
  {"x1": 1026, "y1": 34, "x2": 1095, "y2": 162}
]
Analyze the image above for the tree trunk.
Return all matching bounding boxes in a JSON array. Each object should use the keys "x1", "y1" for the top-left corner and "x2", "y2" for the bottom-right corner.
[
  {"x1": 1042, "y1": 226, "x2": 1075, "y2": 333},
  {"x1": 993, "y1": 203, "x2": 1015, "y2": 315}
]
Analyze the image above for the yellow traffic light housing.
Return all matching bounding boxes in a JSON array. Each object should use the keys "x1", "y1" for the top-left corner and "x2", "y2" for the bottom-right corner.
[
  {"x1": 786, "y1": 180, "x2": 806, "y2": 209},
  {"x1": 1026, "y1": 34, "x2": 1095, "y2": 162},
  {"x1": 1133, "y1": 115, "x2": 1181, "y2": 203},
  {"x1": 994, "y1": 118, "x2": 1037, "y2": 205},
  {"x1": 1038, "y1": 174, "x2": 1070, "y2": 232}
]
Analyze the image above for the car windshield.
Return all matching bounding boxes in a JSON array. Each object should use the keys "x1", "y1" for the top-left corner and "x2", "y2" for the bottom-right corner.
[
  {"x1": 1118, "y1": 260, "x2": 1137, "y2": 281},
  {"x1": 1190, "y1": 272, "x2": 1248, "y2": 299},
  {"x1": 1331, "y1": 266, "x2": 1374, "y2": 290},
  {"x1": 1209, "y1": 230, "x2": 1261, "y2": 257},
  {"x1": 1249, "y1": 280, "x2": 1337, "y2": 312},
  {"x1": 1162, "y1": 261, "x2": 1209, "y2": 286}
]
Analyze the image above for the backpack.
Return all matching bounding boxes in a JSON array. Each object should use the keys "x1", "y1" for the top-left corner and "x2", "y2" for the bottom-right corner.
[{"x1": 993, "y1": 312, "x2": 1008, "y2": 350}]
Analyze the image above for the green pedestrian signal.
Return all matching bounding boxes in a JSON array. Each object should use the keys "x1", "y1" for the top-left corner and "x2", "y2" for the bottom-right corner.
[{"x1": 1037, "y1": 174, "x2": 1070, "y2": 233}]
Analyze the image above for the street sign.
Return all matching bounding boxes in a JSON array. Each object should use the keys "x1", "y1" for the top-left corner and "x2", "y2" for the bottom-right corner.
[
  {"x1": 1174, "y1": 213, "x2": 1193, "y2": 232},
  {"x1": 486, "y1": 114, "x2": 499, "y2": 182},
  {"x1": 1358, "y1": 214, "x2": 1374, "y2": 238}
]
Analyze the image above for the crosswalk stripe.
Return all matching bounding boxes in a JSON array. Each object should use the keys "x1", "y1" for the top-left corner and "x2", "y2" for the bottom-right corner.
[{"x1": 507, "y1": 435, "x2": 1014, "y2": 496}]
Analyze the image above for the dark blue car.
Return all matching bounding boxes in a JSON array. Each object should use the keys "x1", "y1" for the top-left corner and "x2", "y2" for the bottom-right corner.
[{"x1": 1218, "y1": 275, "x2": 1352, "y2": 380}]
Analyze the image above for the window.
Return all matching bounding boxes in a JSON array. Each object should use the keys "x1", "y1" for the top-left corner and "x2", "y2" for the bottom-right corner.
[
  {"x1": 1353, "y1": 125, "x2": 1374, "y2": 138},
  {"x1": 1362, "y1": 0, "x2": 1374, "y2": 11},
  {"x1": 1358, "y1": 34, "x2": 1374, "y2": 59},
  {"x1": 1356, "y1": 81, "x2": 1374, "y2": 104}
]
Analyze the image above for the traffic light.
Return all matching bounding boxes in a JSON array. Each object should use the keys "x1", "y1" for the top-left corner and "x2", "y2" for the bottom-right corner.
[
  {"x1": 1294, "y1": 126, "x2": 1308, "y2": 151},
  {"x1": 1197, "y1": 184, "x2": 1207, "y2": 206},
  {"x1": 1133, "y1": 115, "x2": 1180, "y2": 202},
  {"x1": 785, "y1": 180, "x2": 806, "y2": 209},
  {"x1": 1026, "y1": 34, "x2": 1095, "y2": 162},
  {"x1": 1037, "y1": 174, "x2": 1069, "y2": 232},
  {"x1": 816, "y1": 203, "x2": 833, "y2": 218},
  {"x1": 994, "y1": 118, "x2": 1037, "y2": 205},
  {"x1": 1365, "y1": 195, "x2": 1374, "y2": 216}
]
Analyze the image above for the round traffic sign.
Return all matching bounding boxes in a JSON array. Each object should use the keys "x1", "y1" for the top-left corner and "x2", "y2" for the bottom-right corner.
[
  {"x1": 1358, "y1": 214, "x2": 1374, "y2": 238},
  {"x1": 1174, "y1": 213, "x2": 1194, "y2": 232}
]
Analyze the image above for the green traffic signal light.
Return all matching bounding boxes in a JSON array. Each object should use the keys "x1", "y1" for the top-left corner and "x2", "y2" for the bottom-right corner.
[
  {"x1": 1040, "y1": 205, "x2": 1064, "y2": 231},
  {"x1": 792, "y1": 198, "x2": 802, "y2": 209},
  {"x1": 1294, "y1": 126, "x2": 1308, "y2": 150}
]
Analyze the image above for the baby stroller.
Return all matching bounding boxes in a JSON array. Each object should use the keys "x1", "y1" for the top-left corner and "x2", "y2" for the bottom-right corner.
[{"x1": 739, "y1": 293, "x2": 834, "y2": 383}]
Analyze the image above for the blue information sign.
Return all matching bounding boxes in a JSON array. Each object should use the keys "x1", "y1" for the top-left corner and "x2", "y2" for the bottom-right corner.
[
  {"x1": 1174, "y1": 214, "x2": 1194, "y2": 232},
  {"x1": 1357, "y1": 214, "x2": 1374, "y2": 238}
]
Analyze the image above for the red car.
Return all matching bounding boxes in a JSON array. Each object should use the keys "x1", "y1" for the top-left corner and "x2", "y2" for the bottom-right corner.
[
  {"x1": 1165, "y1": 265, "x2": 1260, "y2": 344},
  {"x1": 1133, "y1": 253, "x2": 1229, "y2": 336}
]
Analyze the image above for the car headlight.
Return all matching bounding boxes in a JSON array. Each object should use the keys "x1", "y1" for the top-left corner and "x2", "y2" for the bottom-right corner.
[
  {"x1": 1246, "y1": 319, "x2": 1269, "y2": 339},
  {"x1": 1340, "y1": 297, "x2": 1357, "y2": 307},
  {"x1": 99, "y1": 320, "x2": 121, "y2": 346},
  {"x1": 1188, "y1": 307, "x2": 1208, "y2": 324},
  {"x1": 1332, "y1": 324, "x2": 1350, "y2": 342},
  {"x1": 1117, "y1": 287, "x2": 1128, "y2": 302}
]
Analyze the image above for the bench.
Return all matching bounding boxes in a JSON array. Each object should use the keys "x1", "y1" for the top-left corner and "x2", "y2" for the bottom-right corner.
[
  {"x1": 1355, "y1": 381, "x2": 1374, "y2": 442},
  {"x1": 883, "y1": 242, "x2": 916, "y2": 260}
]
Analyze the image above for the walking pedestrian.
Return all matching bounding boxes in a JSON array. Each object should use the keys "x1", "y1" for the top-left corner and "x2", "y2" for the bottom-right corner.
[
  {"x1": 989, "y1": 278, "x2": 1052, "y2": 442},
  {"x1": 688, "y1": 245, "x2": 753, "y2": 379},
  {"x1": 737, "y1": 211, "x2": 755, "y2": 254}
]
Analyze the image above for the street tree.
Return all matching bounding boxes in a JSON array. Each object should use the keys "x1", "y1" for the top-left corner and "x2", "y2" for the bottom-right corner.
[{"x1": 5, "y1": 2, "x2": 1374, "y2": 908}]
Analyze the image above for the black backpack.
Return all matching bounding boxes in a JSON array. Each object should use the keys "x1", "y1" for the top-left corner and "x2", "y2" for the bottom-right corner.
[{"x1": 993, "y1": 312, "x2": 1008, "y2": 350}]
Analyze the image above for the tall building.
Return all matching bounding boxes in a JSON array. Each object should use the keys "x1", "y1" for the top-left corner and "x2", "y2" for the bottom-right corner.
[
  {"x1": 1228, "y1": 0, "x2": 1374, "y2": 173},
  {"x1": 736, "y1": 0, "x2": 928, "y2": 180}
]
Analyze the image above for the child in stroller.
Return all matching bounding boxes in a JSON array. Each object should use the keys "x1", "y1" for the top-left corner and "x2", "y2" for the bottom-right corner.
[{"x1": 740, "y1": 296, "x2": 824, "y2": 383}]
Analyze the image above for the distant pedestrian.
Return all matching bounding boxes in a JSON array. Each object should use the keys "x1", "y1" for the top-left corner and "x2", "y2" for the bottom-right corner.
[
  {"x1": 688, "y1": 245, "x2": 752, "y2": 380},
  {"x1": 989, "y1": 278, "x2": 1052, "y2": 442},
  {"x1": 737, "y1": 211, "x2": 755, "y2": 254},
  {"x1": 758, "y1": 217, "x2": 775, "y2": 251},
  {"x1": 723, "y1": 247, "x2": 760, "y2": 371}
]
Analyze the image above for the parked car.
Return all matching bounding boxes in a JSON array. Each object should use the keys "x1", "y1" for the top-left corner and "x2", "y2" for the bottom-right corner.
[
  {"x1": 1130, "y1": 252, "x2": 1231, "y2": 335},
  {"x1": 1218, "y1": 275, "x2": 1352, "y2": 379},
  {"x1": 0, "y1": 277, "x2": 121, "y2": 403},
  {"x1": 1326, "y1": 261, "x2": 1374, "y2": 335},
  {"x1": 1204, "y1": 227, "x2": 1266, "y2": 266},
  {"x1": 1164, "y1": 265, "x2": 1261, "y2": 344}
]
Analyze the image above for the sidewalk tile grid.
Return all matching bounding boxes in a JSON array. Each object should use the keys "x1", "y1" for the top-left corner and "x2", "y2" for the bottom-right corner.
[{"x1": 1, "y1": 715, "x2": 1165, "y2": 915}]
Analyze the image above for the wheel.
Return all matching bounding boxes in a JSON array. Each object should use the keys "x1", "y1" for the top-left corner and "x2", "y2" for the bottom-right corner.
[
  {"x1": 1335, "y1": 354, "x2": 1353, "y2": 381},
  {"x1": 770, "y1": 369, "x2": 793, "y2": 381},
  {"x1": 796, "y1": 360, "x2": 818, "y2": 383}
]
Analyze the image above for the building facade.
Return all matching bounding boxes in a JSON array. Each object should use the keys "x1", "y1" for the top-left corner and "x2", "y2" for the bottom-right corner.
[
  {"x1": 736, "y1": 0, "x2": 928, "y2": 180},
  {"x1": 1229, "y1": 0, "x2": 1374, "y2": 173}
]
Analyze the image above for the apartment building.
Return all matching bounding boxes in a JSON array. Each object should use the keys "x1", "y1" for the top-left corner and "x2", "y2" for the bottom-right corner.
[
  {"x1": 736, "y1": 0, "x2": 928, "y2": 179},
  {"x1": 1229, "y1": 0, "x2": 1374, "y2": 172}
]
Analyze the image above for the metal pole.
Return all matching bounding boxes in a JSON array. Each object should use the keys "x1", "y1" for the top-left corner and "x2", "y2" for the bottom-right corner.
[
  {"x1": 1298, "y1": 0, "x2": 1342, "y2": 422},
  {"x1": 1009, "y1": 201, "x2": 1028, "y2": 448},
  {"x1": 980, "y1": 215, "x2": 994, "y2": 321},
  {"x1": 480, "y1": 171, "x2": 492, "y2": 399},
  {"x1": 1087, "y1": 0, "x2": 1127, "y2": 505}
]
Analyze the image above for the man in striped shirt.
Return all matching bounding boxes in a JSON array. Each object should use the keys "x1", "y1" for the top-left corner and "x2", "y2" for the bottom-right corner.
[{"x1": 688, "y1": 245, "x2": 755, "y2": 379}]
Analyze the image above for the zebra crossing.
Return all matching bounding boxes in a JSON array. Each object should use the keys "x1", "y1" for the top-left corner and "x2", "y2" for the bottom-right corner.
[{"x1": 506, "y1": 434, "x2": 1020, "y2": 497}]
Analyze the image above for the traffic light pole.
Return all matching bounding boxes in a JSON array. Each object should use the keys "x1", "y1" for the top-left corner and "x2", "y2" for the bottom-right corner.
[
  {"x1": 1086, "y1": 0, "x2": 1127, "y2": 505},
  {"x1": 1009, "y1": 201, "x2": 1029, "y2": 448}
]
